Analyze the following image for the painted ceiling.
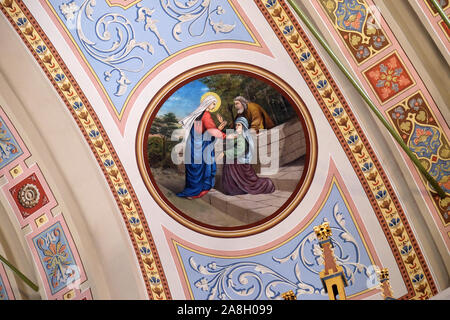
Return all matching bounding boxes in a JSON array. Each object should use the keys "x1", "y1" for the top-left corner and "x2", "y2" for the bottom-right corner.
[{"x1": 0, "y1": 0, "x2": 448, "y2": 300}]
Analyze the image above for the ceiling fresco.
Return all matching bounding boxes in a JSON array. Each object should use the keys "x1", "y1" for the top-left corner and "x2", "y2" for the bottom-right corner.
[
  {"x1": 41, "y1": 0, "x2": 264, "y2": 131},
  {"x1": 0, "y1": 0, "x2": 447, "y2": 300}
]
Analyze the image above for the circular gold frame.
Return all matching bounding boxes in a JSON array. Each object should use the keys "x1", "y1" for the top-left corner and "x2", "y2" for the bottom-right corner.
[{"x1": 136, "y1": 62, "x2": 317, "y2": 237}]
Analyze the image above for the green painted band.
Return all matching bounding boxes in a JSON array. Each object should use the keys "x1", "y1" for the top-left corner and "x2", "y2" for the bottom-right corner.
[
  {"x1": 0, "y1": 254, "x2": 39, "y2": 292},
  {"x1": 429, "y1": 0, "x2": 450, "y2": 30}
]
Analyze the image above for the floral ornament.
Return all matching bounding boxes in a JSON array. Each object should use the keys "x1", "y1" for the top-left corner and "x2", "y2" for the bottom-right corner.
[
  {"x1": 391, "y1": 106, "x2": 405, "y2": 120},
  {"x1": 266, "y1": 0, "x2": 277, "y2": 8},
  {"x1": 408, "y1": 123, "x2": 442, "y2": 158},
  {"x1": 56, "y1": 0, "x2": 245, "y2": 102},
  {"x1": 388, "y1": 217, "x2": 401, "y2": 228},
  {"x1": 136, "y1": 4, "x2": 171, "y2": 55},
  {"x1": 318, "y1": 0, "x2": 389, "y2": 64},
  {"x1": 185, "y1": 197, "x2": 372, "y2": 300},
  {"x1": 376, "y1": 63, "x2": 402, "y2": 93},
  {"x1": 430, "y1": 159, "x2": 450, "y2": 193},
  {"x1": 387, "y1": 91, "x2": 447, "y2": 224},
  {"x1": 365, "y1": 15, "x2": 380, "y2": 35},
  {"x1": 16, "y1": 17, "x2": 28, "y2": 28},
  {"x1": 59, "y1": 1, "x2": 79, "y2": 21},
  {"x1": 413, "y1": 128, "x2": 433, "y2": 146},
  {"x1": 347, "y1": 135, "x2": 359, "y2": 146},
  {"x1": 72, "y1": 101, "x2": 84, "y2": 111},
  {"x1": 324, "y1": 0, "x2": 336, "y2": 12},
  {"x1": 283, "y1": 25, "x2": 294, "y2": 35},
  {"x1": 54, "y1": 74, "x2": 66, "y2": 83},
  {"x1": 35, "y1": 226, "x2": 76, "y2": 292},
  {"x1": 216, "y1": 6, "x2": 225, "y2": 15},
  {"x1": 195, "y1": 277, "x2": 209, "y2": 291},
  {"x1": 356, "y1": 46, "x2": 369, "y2": 59},
  {"x1": 61, "y1": 0, "x2": 155, "y2": 97},
  {"x1": 103, "y1": 159, "x2": 115, "y2": 168},
  {"x1": 300, "y1": 52, "x2": 312, "y2": 62},
  {"x1": 160, "y1": 0, "x2": 236, "y2": 41},
  {"x1": 35, "y1": 45, "x2": 47, "y2": 55},
  {"x1": 408, "y1": 97, "x2": 423, "y2": 111},
  {"x1": 400, "y1": 244, "x2": 413, "y2": 256},
  {"x1": 361, "y1": 162, "x2": 374, "y2": 173},
  {"x1": 316, "y1": 79, "x2": 328, "y2": 91},
  {"x1": 372, "y1": 35, "x2": 386, "y2": 48},
  {"x1": 17, "y1": 184, "x2": 40, "y2": 208},
  {"x1": 140, "y1": 247, "x2": 152, "y2": 256},
  {"x1": 365, "y1": 53, "x2": 413, "y2": 103},
  {"x1": 129, "y1": 217, "x2": 140, "y2": 226},
  {"x1": 117, "y1": 188, "x2": 128, "y2": 197},
  {"x1": 335, "y1": 0, "x2": 366, "y2": 33},
  {"x1": 88, "y1": 130, "x2": 100, "y2": 139},
  {"x1": 375, "y1": 189, "x2": 388, "y2": 201},
  {"x1": 350, "y1": 34, "x2": 362, "y2": 46},
  {"x1": 149, "y1": 276, "x2": 161, "y2": 286}
]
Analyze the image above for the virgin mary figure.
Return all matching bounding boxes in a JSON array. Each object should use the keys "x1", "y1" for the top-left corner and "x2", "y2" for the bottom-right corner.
[{"x1": 176, "y1": 92, "x2": 227, "y2": 199}]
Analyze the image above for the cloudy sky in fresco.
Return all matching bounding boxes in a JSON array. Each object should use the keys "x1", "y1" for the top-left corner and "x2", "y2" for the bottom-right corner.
[{"x1": 157, "y1": 80, "x2": 210, "y2": 120}]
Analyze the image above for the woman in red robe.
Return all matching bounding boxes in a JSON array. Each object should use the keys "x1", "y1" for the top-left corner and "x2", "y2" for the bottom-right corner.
[{"x1": 176, "y1": 94, "x2": 227, "y2": 199}]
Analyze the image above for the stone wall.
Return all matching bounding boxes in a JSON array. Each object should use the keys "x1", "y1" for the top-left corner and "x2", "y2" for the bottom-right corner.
[{"x1": 176, "y1": 117, "x2": 306, "y2": 179}]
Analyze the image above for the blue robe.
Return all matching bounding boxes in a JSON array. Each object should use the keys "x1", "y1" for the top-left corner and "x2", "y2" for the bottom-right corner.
[{"x1": 177, "y1": 125, "x2": 216, "y2": 197}]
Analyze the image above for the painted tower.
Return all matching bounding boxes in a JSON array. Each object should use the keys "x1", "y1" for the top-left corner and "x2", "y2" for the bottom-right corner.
[
  {"x1": 378, "y1": 268, "x2": 396, "y2": 300},
  {"x1": 314, "y1": 222, "x2": 348, "y2": 300},
  {"x1": 282, "y1": 290, "x2": 297, "y2": 300}
]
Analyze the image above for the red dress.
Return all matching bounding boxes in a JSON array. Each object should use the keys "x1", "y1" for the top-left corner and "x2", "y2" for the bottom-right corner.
[{"x1": 194, "y1": 111, "x2": 226, "y2": 139}]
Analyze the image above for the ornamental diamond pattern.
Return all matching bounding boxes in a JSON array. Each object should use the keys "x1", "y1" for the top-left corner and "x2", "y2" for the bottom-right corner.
[{"x1": 364, "y1": 52, "x2": 414, "y2": 103}]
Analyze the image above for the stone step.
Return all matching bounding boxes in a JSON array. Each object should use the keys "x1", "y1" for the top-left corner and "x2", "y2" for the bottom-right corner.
[
  {"x1": 215, "y1": 157, "x2": 305, "y2": 192},
  {"x1": 200, "y1": 189, "x2": 292, "y2": 225}
]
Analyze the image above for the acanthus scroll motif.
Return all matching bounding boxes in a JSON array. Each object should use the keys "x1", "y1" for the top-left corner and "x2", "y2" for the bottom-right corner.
[
  {"x1": 160, "y1": 0, "x2": 236, "y2": 41},
  {"x1": 59, "y1": 0, "x2": 239, "y2": 98},
  {"x1": 188, "y1": 202, "x2": 372, "y2": 300}
]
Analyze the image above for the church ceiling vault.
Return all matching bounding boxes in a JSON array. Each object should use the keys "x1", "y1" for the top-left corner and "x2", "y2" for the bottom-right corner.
[{"x1": 0, "y1": 0, "x2": 447, "y2": 300}]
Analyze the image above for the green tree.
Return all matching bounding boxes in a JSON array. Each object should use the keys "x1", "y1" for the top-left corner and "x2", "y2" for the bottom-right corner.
[
  {"x1": 148, "y1": 136, "x2": 163, "y2": 167},
  {"x1": 162, "y1": 112, "x2": 178, "y2": 124},
  {"x1": 200, "y1": 74, "x2": 296, "y2": 127},
  {"x1": 148, "y1": 112, "x2": 180, "y2": 168}
]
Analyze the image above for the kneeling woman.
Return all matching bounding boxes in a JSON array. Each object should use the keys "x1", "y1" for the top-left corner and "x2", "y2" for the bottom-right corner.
[{"x1": 219, "y1": 117, "x2": 275, "y2": 196}]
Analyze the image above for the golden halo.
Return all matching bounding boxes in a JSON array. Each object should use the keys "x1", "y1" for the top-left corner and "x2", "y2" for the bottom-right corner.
[{"x1": 201, "y1": 92, "x2": 221, "y2": 113}]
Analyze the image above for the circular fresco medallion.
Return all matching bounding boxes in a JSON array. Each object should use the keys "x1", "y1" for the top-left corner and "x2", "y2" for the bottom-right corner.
[{"x1": 137, "y1": 63, "x2": 317, "y2": 237}]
